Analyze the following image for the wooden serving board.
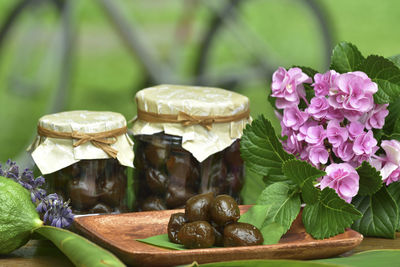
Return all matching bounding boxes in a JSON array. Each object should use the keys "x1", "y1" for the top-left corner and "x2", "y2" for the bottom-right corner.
[{"x1": 74, "y1": 205, "x2": 363, "y2": 267}]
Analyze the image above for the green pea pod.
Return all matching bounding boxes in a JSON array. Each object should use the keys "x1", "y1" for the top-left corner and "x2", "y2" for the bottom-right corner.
[{"x1": 35, "y1": 225, "x2": 125, "y2": 267}]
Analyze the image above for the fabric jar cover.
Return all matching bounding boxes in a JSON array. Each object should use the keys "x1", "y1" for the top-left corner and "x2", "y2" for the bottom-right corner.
[{"x1": 28, "y1": 110, "x2": 134, "y2": 175}]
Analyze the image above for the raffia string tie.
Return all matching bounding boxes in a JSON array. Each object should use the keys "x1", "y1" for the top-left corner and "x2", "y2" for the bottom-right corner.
[
  {"x1": 137, "y1": 109, "x2": 250, "y2": 130},
  {"x1": 37, "y1": 125, "x2": 128, "y2": 158}
]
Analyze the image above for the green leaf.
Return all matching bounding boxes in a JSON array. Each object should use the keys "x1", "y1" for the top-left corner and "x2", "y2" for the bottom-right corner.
[
  {"x1": 330, "y1": 42, "x2": 365, "y2": 73},
  {"x1": 383, "y1": 97, "x2": 400, "y2": 135},
  {"x1": 282, "y1": 159, "x2": 325, "y2": 204},
  {"x1": 356, "y1": 161, "x2": 382, "y2": 196},
  {"x1": 260, "y1": 223, "x2": 285, "y2": 245},
  {"x1": 292, "y1": 66, "x2": 318, "y2": 78},
  {"x1": 190, "y1": 259, "x2": 342, "y2": 267},
  {"x1": 303, "y1": 188, "x2": 362, "y2": 239},
  {"x1": 241, "y1": 168, "x2": 266, "y2": 204},
  {"x1": 358, "y1": 55, "x2": 400, "y2": 104},
  {"x1": 352, "y1": 186, "x2": 398, "y2": 238},
  {"x1": 35, "y1": 226, "x2": 126, "y2": 266},
  {"x1": 240, "y1": 115, "x2": 294, "y2": 181},
  {"x1": 387, "y1": 182, "x2": 400, "y2": 231},
  {"x1": 137, "y1": 234, "x2": 185, "y2": 250},
  {"x1": 256, "y1": 182, "x2": 301, "y2": 232},
  {"x1": 389, "y1": 54, "x2": 400, "y2": 68},
  {"x1": 315, "y1": 249, "x2": 400, "y2": 267},
  {"x1": 239, "y1": 205, "x2": 272, "y2": 229}
]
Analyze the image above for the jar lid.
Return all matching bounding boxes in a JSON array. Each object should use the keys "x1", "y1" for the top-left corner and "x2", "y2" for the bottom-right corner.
[
  {"x1": 28, "y1": 110, "x2": 134, "y2": 175},
  {"x1": 131, "y1": 85, "x2": 251, "y2": 162}
]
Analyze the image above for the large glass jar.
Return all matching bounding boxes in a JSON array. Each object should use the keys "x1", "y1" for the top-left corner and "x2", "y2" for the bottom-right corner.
[
  {"x1": 131, "y1": 85, "x2": 251, "y2": 211},
  {"x1": 134, "y1": 133, "x2": 243, "y2": 211},
  {"x1": 28, "y1": 110, "x2": 135, "y2": 214}
]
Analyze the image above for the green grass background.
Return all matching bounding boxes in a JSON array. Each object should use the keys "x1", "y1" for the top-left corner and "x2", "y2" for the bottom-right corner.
[{"x1": 0, "y1": 0, "x2": 399, "y2": 203}]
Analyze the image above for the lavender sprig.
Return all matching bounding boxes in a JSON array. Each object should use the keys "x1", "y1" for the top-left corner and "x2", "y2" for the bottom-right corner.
[{"x1": 1, "y1": 160, "x2": 74, "y2": 228}]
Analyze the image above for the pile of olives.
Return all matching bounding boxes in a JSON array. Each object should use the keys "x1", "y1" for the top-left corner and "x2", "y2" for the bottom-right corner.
[{"x1": 167, "y1": 192, "x2": 263, "y2": 249}]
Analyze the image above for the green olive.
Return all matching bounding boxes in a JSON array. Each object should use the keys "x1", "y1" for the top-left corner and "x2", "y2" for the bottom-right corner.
[
  {"x1": 185, "y1": 192, "x2": 214, "y2": 222},
  {"x1": 167, "y1": 213, "x2": 187, "y2": 244},
  {"x1": 223, "y1": 222, "x2": 264, "y2": 247},
  {"x1": 177, "y1": 221, "x2": 215, "y2": 249},
  {"x1": 210, "y1": 195, "x2": 240, "y2": 226}
]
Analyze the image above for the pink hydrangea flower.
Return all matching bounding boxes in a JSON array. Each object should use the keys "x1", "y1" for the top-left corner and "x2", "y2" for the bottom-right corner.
[
  {"x1": 306, "y1": 96, "x2": 330, "y2": 119},
  {"x1": 333, "y1": 141, "x2": 354, "y2": 162},
  {"x1": 342, "y1": 109, "x2": 363, "y2": 122},
  {"x1": 283, "y1": 133, "x2": 303, "y2": 155},
  {"x1": 326, "y1": 107, "x2": 345, "y2": 121},
  {"x1": 326, "y1": 120, "x2": 348, "y2": 148},
  {"x1": 329, "y1": 71, "x2": 378, "y2": 113},
  {"x1": 384, "y1": 167, "x2": 400, "y2": 186},
  {"x1": 379, "y1": 140, "x2": 400, "y2": 182},
  {"x1": 308, "y1": 145, "x2": 329, "y2": 166},
  {"x1": 271, "y1": 67, "x2": 312, "y2": 109},
  {"x1": 353, "y1": 130, "x2": 377, "y2": 156},
  {"x1": 297, "y1": 120, "x2": 318, "y2": 141},
  {"x1": 312, "y1": 70, "x2": 339, "y2": 97},
  {"x1": 364, "y1": 104, "x2": 389, "y2": 130},
  {"x1": 282, "y1": 107, "x2": 308, "y2": 131},
  {"x1": 305, "y1": 125, "x2": 326, "y2": 145},
  {"x1": 320, "y1": 163, "x2": 359, "y2": 203},
  {"x1": 347, "y1": 121, "x2": 364, "y2": 141}
]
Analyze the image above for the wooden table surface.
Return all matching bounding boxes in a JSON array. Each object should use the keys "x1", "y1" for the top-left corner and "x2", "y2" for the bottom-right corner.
[{"x1": 1, "y1": 233, "x2": 400, "y2": 267}]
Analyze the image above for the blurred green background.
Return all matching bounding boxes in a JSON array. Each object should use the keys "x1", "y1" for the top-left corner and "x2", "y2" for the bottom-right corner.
[{"x1": 1, "y1": 0, "x2": 399, "y2": 166}]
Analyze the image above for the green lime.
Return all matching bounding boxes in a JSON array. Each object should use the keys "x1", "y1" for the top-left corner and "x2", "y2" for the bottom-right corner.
[{"x1": 0, "y1": 176, "x2": 43, "y2": 254}]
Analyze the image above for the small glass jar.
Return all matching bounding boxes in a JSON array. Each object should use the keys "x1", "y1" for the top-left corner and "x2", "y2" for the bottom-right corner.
[
  {"x1": 134, "y1": 133, "x2": 243, "y2": 211},
  {"x1": 131, "y1": 85, "x2": 250, "y2": 211},
  {"x1": 29, "y1": 110, "x2": 134, "y2": 214}
]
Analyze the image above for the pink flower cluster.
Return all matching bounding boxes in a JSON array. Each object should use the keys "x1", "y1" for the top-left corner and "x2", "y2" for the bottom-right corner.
[{"x1": 271, "y1": 67, "x2": 390, "y2": 202}]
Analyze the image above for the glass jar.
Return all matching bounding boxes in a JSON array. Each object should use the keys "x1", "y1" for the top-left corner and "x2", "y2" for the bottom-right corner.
[
  {"x1": 29, "y1": 110, "x2": 134, "y2": 215},
  {"x1": 131, "y1": 85, "x2": 250, "y2": 211},
  {"x1": 46, "y1": 159, "x2": 128, "y2": 214},
  {"x1": 134, "y1": 133, "x2": 243, "y2": 211}
]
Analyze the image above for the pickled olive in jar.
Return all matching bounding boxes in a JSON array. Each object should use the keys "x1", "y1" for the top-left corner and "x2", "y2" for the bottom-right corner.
[
  {"x1": 167, "y1": 213, "x2": 187, "y2": 244},
  {"x1": 177, "y1": 221, "x2": 215, "y2": 249},
  {"x1": 224, "y1": 140, "x2": 243, "y2": 168},
  {"x1": 223, "y1": 222, "x2": 264, "y2": 247},
  {"x1": 165, "y1": 185, "x2": 195, "y2": 208},
  {"x1": 145, "y1": 143, "x2": 168, "y2": 168},
  {"x1": 185, "y1": 192, "x2": 214, "y2": 222},
  {"x1": 141, "y1": 196, "x2": 167, "y2": 211},
  {"x1": 210, "y1": 195, "x2": 240, "y2": 226},
  {"x1": 145, "y1": 168, "x2": 169, "y2": 194},
  {"x1": 89, "y1": 203, "x2": 112, "y2": 214}
]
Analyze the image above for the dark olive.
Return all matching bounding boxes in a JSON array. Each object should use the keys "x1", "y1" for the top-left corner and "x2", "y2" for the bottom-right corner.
[
  {"x1": 177, "y1": 221, "x2": 215, "y2": 249},
  {"x1": 223, "y1": 140, "x2": 243, "y2": 167},
  {"x1": 210, "y1": 195, "x2": 240, "y2": 226},
  {"x1": 199, "y1": 154, "x2": 227, "y2": 196},
  {"x1": 223, "y1": 222, "x2": 264, "y2": 247},
  {"x1": 68, "y1": 179, "x2": 99, "y2": 210},
  {"x1": 166, "y1": 153, "x2": 192, "y2": 188},
  {"x1": 146, "y1": 168, "x2": 169, "y2": 194},
  {"x1": 212, "y1": 225, "x2": 224, "y2": 247},
  {"x1": 145, "y1": 144, "x2": 168, "y2": 168},
  {"x1": 89, "y1": 203, "x2": 112, "y2": 214},
  {"x1": 185, "y1": 192, "x2": 214, "y2": 222},
  {"x1": 165, "y1": 185, "x2": 195, "y2": 208},
  {"x1": 167, "y1": 213, "x2": 187, "y2": 244},
  {"x1": 141, "y1": 196, "x2": 167, "y2": 211}
]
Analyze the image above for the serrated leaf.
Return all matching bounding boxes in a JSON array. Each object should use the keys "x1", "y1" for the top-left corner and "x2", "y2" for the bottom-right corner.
[
  {"x1": 383, "y1": 97, "x2": 400, "y2": 135},
  {"x1": 240, "y1": 116, "x2": 294, "y2": 180},
  {"x1": 282, "y1": 159, "x2": 325, "y2": 204},
  {"x1": 303, "y1": 188, "x2": 362, "y2": 239},
  {"x1": 352, "y1": 186, "x2": 398, "y2": 238},
  {"x1": 356, "y1": 161, "x2": 382, "y2": 196},
  {"x1": 358, "y1": 55, "x2": 400, "y2": 104},
  {"x1": 330, "y1": 42, "x2": 365, "y2": 73},
  {"x1": 256, "y1": 182, "x2": 301, "y2": 232},
  {"x1": 387, "y1": 182, "x2": 400, "y2": 231},
  {"x1": 238, "y1": 205, "x2": 271, "y2": 229},
  {"x1": 389, "y1": 54, "x2": 400, "y2": 68}
]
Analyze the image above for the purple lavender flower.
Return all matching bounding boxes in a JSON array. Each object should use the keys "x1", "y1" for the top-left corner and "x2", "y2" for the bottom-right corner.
[{"x1": 37, "y1": 193, "x2": 74, "y2": 228}]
